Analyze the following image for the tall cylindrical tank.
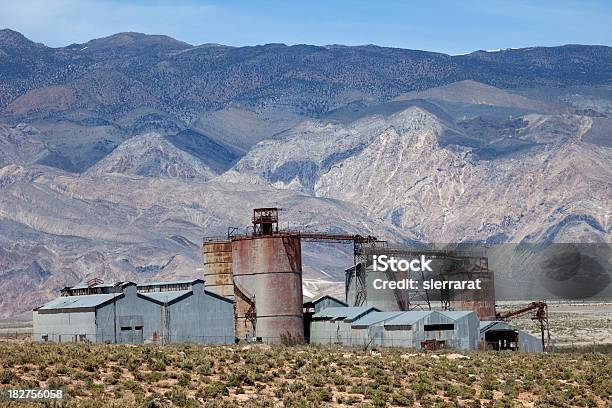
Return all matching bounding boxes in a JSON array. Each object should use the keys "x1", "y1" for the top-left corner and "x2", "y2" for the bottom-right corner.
[
  {"x1": 454, "y1": 270, "x2": 496, "y2": 321},
  {"x1": 232, "y1": 235, "x2": 303, "y2": 344},
  {"x1": 202, "y1": 240, "x2": 234, "y2": 300}
]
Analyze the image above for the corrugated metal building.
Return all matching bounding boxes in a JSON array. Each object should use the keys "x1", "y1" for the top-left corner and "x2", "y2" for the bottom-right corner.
[
  {"x1": 479, "y1": 321, "x2": 543, "y2": 352},
  {"x1": 33, "y1": 279, "x2": 234, "y2": 344},
  {"x1": 373, "y1": 310, "x2": 478, "y2": 350},
  {"x1": 311, "y1": 307, "x2": 480, "y2": 350},
  {"x1": 310, "y1": 306, "x2": 379, "y2": 345},
  {"x1": 350, "y1": 311, "x2": 404, "y2": 347}
]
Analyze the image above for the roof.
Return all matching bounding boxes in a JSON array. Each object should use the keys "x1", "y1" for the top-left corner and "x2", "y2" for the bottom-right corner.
[
  {"x1": 479, "y1": 320, "x2": 513, "y2": 333},
  {"x1": 384, "y1": 310, "x2": 434, "y2": 326},
  {"x1": 137, "y1": 279, "x2": 202, "y2": 287},
  {"x1": 312, "y1": 295, "x2": 348, "y2": 306},
  {"x1": 37, "y1": 293, "x2": 122, "y2": 311},
  {"x1": 313, "y1": 306, "x2": 379, "y2": 321},
  {"x1": 139, "y1": 290, "x2": 192, "y2": 304},
  {"x1": 440, "y1": 310, "x2": 476, "y2": 320},
  {"x1": 67, "y1": 282, "x2": 129, "y2": 290},
  {"x1": 304, "y1": 295, "x2": 348, "y2": 307},
  {"x1": 351, "y1": 311, "x2": 404, "y2": 328}
]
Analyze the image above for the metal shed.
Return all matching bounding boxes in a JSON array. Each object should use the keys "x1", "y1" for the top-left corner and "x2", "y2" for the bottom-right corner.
[
  {"x1": 310, "y1": 306, "x2": 379, "y2": 345},
  {"x1": 381, "y1": 310, "x2": 479, "y2": 350},
  {"x1": 379, "y1": 310, "x2": 438, "y2": 348},
  {"x1": 479, "y1": 321, "x2": 543, "y2": 352},
  {"x1": 350, "y1": 311, "x2": 404, "y2": 347},
  {"x1": 34, "y1": 279, "x2": 234, "y2": 345},
  {"x1": 33, "y1": 293, "x2": 122, "y2": 343}
]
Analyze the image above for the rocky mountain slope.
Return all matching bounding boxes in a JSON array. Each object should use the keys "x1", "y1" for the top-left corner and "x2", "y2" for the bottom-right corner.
[
  {"x1": 84, "y1": 133, "x2": 217, "y2": 179},
  {"x1": 0, "y1": 123, "x2": 49, "y2": 167},
  {"x1": 227, "y1": 101, "x2": 610, "y2": 244},
  {"x1": 1, "y1": 29, "x2": 612, "y2": 172}
]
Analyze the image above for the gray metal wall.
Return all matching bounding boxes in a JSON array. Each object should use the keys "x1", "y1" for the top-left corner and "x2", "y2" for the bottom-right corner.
[
  {"x1": 310, "y1": 320, "x2": 355, "y2": 346},
  {"x1": 166, "y1": 282, "x2": 234, "y2": 344},
  {"x1": 33, "y1": 311, "x2": 96, "y2": 343},
  {"x1": 439, "y1": 312, "x2": 480, "y2": 350},
  {"x1": 314, "y1": 297, "x2": 347, "y2": 313},
  {"x1": 518, "y1": 330, "x2": 543, "y2": 352},
  {"x1": 95, "y1": 285, "x2": 161, "y2": 344}
]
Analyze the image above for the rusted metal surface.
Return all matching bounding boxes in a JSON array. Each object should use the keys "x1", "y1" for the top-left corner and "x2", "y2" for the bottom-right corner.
[
  {"x1": 202, "y1": 241, "x2": 234, "y2": 300},
  {"x1": 232, "y1": 235, "x2": 304, "y2": 343},
  {"x1": 252, "y1": 208, "x2": 280, "y2": 236},
  {"x1": 449, "y1": 263, "x2": 496, "y2": 321}
]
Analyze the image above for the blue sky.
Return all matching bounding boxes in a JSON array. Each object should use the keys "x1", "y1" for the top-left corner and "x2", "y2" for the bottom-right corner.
[{"x1": 1, "y1": 0, "x2": 611, "y2": 54}]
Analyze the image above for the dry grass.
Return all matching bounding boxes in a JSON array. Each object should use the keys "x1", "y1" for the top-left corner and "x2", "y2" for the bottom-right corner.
[{"x1": 0, "y1": 342, "x2": 610, "y2": 407}]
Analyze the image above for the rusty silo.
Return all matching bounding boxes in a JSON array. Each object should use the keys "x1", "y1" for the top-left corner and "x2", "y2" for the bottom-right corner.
[
  {"x1": 202, "y1": 240, "x2": 235, "y2": 300},
  {"x1": 451, "y1": 259, "x2": 496, "y2": 321},
  {"x1": 232, "y1": 208, "x2": 304, "y2": 343}
]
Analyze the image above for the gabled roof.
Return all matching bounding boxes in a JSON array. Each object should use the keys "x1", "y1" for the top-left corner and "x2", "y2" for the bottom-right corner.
[
  {"x1": 440, "y1": 310, "x2": 476, "y2": 320},
  {"x1": 304, "y1": 295, "x2": 348, "y2": 307},
  {"x1": 479, "y1": 320, "x2": 513, "y2": 333},
  {"x1": 384, "y1": 310, "x2": 434, "y2": 326},
  {"x1": 351, "y1": 311, "x2": 404, "y2": 328},
  {"x1": 313, "y1": 306, "x2": 379, "y2": 322},
  {"x1": 36, "y1": 293, "x2": 122, "y2": 311},
  {"x1": 139, "y1": 290, "x2": 192, "y2": 305},
  {"x1": 312, "y1": 295, "x2": 348, "y2": 306}
]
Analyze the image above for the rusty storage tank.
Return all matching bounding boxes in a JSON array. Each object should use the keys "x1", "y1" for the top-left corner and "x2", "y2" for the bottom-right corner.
[
  {"x1": 443, "y1": 255, "x2": 496, "y2": 321},
  {"x1": 232, "y1": 208, "x2": 304, "y2": 343},
  {"x1": 454, "y1": 270, "x2": 496, "y2": 321},
  {"x1": 202, "y1": 240, "x2": 235, "y2": 300}
]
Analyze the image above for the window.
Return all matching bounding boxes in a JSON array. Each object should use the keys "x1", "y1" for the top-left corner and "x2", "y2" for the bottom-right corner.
[
  {"x1": 120, "y1": 326, "x2": 132, "y2": 331},
  {"x1": 134, "y1": 326, "x2": 143, "y2": 330},
  {"x1": 424, "y1": 324, "x2": 454, "y2": 331},
  {"x1": 385, "y1": 325, "x2": 412, "y2": 331}
]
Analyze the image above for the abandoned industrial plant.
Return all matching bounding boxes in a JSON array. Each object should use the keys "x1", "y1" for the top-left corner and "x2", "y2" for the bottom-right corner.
[{"x1": 33, "y1": 208, "x2": 548, "y2": 353}]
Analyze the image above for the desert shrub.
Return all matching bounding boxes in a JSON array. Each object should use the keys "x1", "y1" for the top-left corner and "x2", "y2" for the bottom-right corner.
[
  {"x1": 178, "y1": 373, "x2": 191, "y2": 387},
  {"x1": 481, "y1": 374, "x2": 499, "y2": 391},
  {"x1": 171, "y1": 388, "x2": 189, "y2": 407},
  {"x1": 480, "y1": 389, "x2": 494, "y2": 400},
  {"x1": 392, "y1": 391, "x2": 414, "y2": 406},
  {"x1": 0, "y1": 369, "x2": 12, "y2": 384},
  {"x1": 55, "y1": 364, "x2": 70, "y2": 375},
  {"x1": 47, "y1": 376, "x2": 66, "y2": 388},
  {"x1": 319, "y1": 387, "x2": 333, "y2": 402},
  {"x1": 444, "y1": 383, "x2": 460, "y2": 398},
  {"x1": 226, "y1": 368, "x2": 254, "y2": 387},
  {"x1": 411, "y1": 373, "x2": 434, "y2": 398},
  {"x1": 198, "y1": 381, "x2": 229, "y2": 399}
]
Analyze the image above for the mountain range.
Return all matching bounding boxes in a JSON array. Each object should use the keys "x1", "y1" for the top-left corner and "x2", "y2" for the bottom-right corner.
[{"x1": 0, "y1": 29, "x2": 610, "y2": 317}]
